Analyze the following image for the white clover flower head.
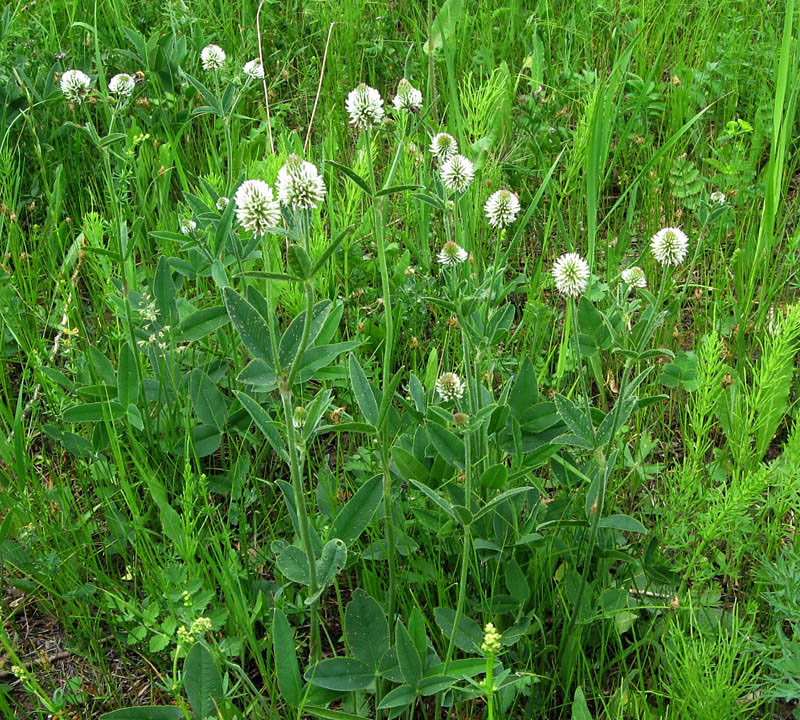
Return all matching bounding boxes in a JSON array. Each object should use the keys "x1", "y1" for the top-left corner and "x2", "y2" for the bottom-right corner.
[
  {"x1": 620, "y1": 266, "x2": 647, "y2": 288},
  {"x1": 650, "y1": 227, "x2": 689, "y2": 266},
  {"x1": 276, "y1": 154, "x2": 327, "y2": 210},
  {"x1": 429, "y1": 132, "x2": 458, "y2": 163},
  {"x1": 710, "y1": 190, "x2": 726, "y2": 205},
  {"x1": 234, "y1": 179, "x2": 280, "y2": 235},
  {"x1": 201, "y1": 44, "x2": 226, "y2": 71},
  {"x1": 243, "y1": 59, "x2": 265, "y2": 79},
  {"x1": 484, "y1": 189, "x2": 521, "y2": 229},
  {"x1": 108, "y1": 73, "x2": 135, "y2": 98},
  {"x1": 345, "y1": 83, "x2": 384, "y2": 131},
  {"x1": 551, "y1": 252, "x2": 590, "y2": 297},
  {"x1": 60, "y1": 69, "x2": 92, "y2": 103},
  {"x1": 481, "y1": 622, "x2": 502, "y2": 655},
  {"x1": 440, "y1": 154, "x2": 474, "y2": 193},
  {"x1": 392, "y1": 78, "x2": 423, "y2": 112},
  {"x1": 179, "y1": 218, "x2": 196, "y2": 235},
  {"x1": 437, "y1": 241, "x2": 468, "y2": 266},
  {"x1": 435, "y1": 372, "x2": 466, "y2": 401},
  {"x1": 215, "y1": 196, "x2": 229, "y2": 211}
]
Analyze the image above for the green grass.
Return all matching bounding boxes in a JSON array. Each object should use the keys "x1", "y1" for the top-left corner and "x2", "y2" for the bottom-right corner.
[{"x1": 1, "y1": 1, "x2": 800, "y2": 719}]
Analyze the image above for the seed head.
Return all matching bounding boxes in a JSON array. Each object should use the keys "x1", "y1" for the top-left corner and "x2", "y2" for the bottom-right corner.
[
  {"x1": 60, "y1": 69, "x2": 92, "y2": 103},
  {"x1": 650, "y1": 227, "x2": 689, "y2": 266},
  {"x1": 440, "y1": 154, "x2": 474, "y2": 193},
  {"x1": 243, "y1": 59, "x2": 265, "y2": 79},
  {"x1": 620, "y1": 266, "x2": 647, "y2": 288},
  {"x1": 429, "y1": 132, "x2": 458, "y2": 163},
  {"x1": 108, "y1": 73, "x2": 135, "y2": 98},
  {"x1": 392, "y1": 78, "x2": 423, "y2": 112},
  {"x1": 435, "y1": 372, "x2": 466, "y2": 402},
  {"x1": 345, "y1": 83, "x2": 384, "y2": 131},
  {"x1": 179, "y1": 218, "x2": 196, "y2": 235},
  {"x1": 484, "y1": 189, "x2": 520, "y2": 229},
  {"x1": 234, "y1": 180, "x2": 280, "y2": 235},
  {"x1": 551, "y1": 252, "x2": 590, "y2": 297},
  {"x1": 200, "y1": 44, "x2": 226, "y2": 71},
  {"x1": 437, "y1": 241, "x2": 468, "y2": 266},
  {"x1": 276, "y1": 155, "x2": 326, "y2": 210}
]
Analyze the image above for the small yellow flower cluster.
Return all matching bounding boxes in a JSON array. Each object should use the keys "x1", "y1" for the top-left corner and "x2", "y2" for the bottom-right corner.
[{"x1": 481, "y1": 622, "x2": 502, "y2": 655}]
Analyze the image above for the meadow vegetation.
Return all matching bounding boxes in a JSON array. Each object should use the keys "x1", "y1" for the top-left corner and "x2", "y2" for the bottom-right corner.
[{"x1": 1, "y1": 0, "x2": 800, "y2": 718}]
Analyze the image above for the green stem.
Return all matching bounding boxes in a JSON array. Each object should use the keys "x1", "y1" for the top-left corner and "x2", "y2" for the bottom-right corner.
[
  {"x1": 365, "y1": 127, "x2": 398, "y2": 634},
  {"x1": 445, "y1": 430, "x2": 472, "y2": 669}
]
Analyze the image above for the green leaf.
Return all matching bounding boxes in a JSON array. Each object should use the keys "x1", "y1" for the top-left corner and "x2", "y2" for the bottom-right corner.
[
  {"x1": 478, "y1": 463, "x2": 508, "y2": 490},
  {"x1": 222, "y1": 288, "x2": 274, "y2": 364},
  {"x1": 426, "y1": 422, "x2": 465, "y2": 469},
  {"x1": 423, "y1": 0, "x2": 464, "y2": 54},
  {"x1": 392, "y1": 447, "x2": 429, "y2": 483},
  {"x1": 330, "y1": 475, "x2": 383, "y2": 546},
  {"x1": 554, "y1": 394, "x2": 595, "y2": 449},
  {"x1": 660, "y1": 350, "x2": 699, "y2": 391},
  {"x1": 349, "y1": 353, "x2": 378, "y2": 426},
  {"x1": 325, "y1": 160, "x2": 373, "y2": 197},
  {"x1": 100, "y1": 708, "x2": 182, "y2": 720},
  {"x1": 183, "y1": 643, "x2": 222, "y2": 720},
  {"x1": 597, "y1": 514, "x2": 647, "y2": 533},
  {"x1": 472, "y1": 486, "x2": 539, "y2": 523},
  {"x1": 213, "y1": 188, "x2": 236, "y2": 255},
  {"x1": 577, "y1": 297, "x2": 611, "y2": 355},
  {"x1": 117, "y1": 342, "x2": 139, "y2": 407},
  {"x1": 312, "y1": 539, "x2": 347, "y2": 599},
  {"x1": 433, "y1": 607, "x2": 482, "y2": 653},
  {"x1": 235, "y1": 391, "x2": 289, "y2": 463},
  {"x1": 63, "y1": 401, "x2": 125, "y2": 423},
  {"x1": 504, "y1": 557, "x2": 530, "y2": 604},
  {"x1": 395, "y1": 619, "x2": 422, "y2": 689},
  {"x1": 153, "y1": 256, "x2": 178, "y2": 327},
  {"x1": 376, "y1": 684, "x2": 417, "y2": 709},
  {"x1": 306, "y1": 658, "x2": 374, "y2": 691},
  {"x1": 280, "y1": 301, "x2": 332, "y2": 368},
  {"x1": 287, "y1": 244, "x2": 313, "y2": 279},
  {"x1": 407, "y1": 479, "x2": 455, "y2": 520},
  {"x1": 189, "y1": 369, "x2": 228, "y2": 431},
  {"x1": 310, "y1": 224, "x2": 355, "y2": 276},
  {"x1": 304, "y1": 707, "x2": 372, "y2": 720},
  {"x1": 375, "y1": 184, "x2": 422, "y2": 197},
  {"x1": 345, "y1": 590, "x2": 389, "y2": 670},
  {"x1": 273, "y1": 609, "x2": 303, "y2": 707},
  {"x1": 572, "y1": 687, "x2": 593, "y2": 720},
  {"x1": 509, "y1": 357, "x2": 538, "y2": 420},
  {"x1": 174, "y1": 306, "x2": 230, "y2": 342},
  {"x1": 276, "y1": 546, "x2": 310, "y2": 585}
]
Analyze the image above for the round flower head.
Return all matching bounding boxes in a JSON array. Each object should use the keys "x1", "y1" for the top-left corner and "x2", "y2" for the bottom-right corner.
[
  {"x1": 179, "y1": 218, "x2": 196, "y2": 235},
  {"x1": 108, "y1": 73, "x2": 135, "y2": 98},
  {"x1": 551, "y1": 252, "x2": 590, "y2": 297},
  {"x1": 243, "y1": 59, "x2": 265, "y2": 79},
  {"x1": 234, "y1": 180, "x2": 280, "y2": 235},
  {"x1": 60, "y1": 69, "x2": 92, "y2": 103},
  {"x1": 484, "y1": 189, "x2": 520, "y2": 229},
  {"x1": 481, "y1": 622, "x2": 502, "y2": 655},
  {"x1": 437, "y1": 241, "x2": 468, "y2": 266},
  {"x1": 345, "y1": 84, "x2": 384, "y2": 131},
  {"x1": 710, "y1": 190, "x2": 726, "y2": 206},
  {"x1": 620, "y1": 266, "x2": 647, "y2": 288},
  {"x1": 429, "y1": 132, "x2": 458, "y2": 163},
  {"x1": 650, "y1": 227, "x2": 689, "y2": 266},
  {"x1": 276, "y1": 155, "x2": 326, "y2": 210},
  {"x1": 215, "y1": 196, "x2": 229, "y2": 211},
  {"x1": 435, "y1": 372, "x2": 466, "y2": 401},
  {"x1": 201, "y1": 44, "x2": 226, "y2": 71},
  {"x1": 392, "y1": 78, "x2": 423, "y2": 113},
  {"x1": 440, "y1": 154, "x2": 474, "y2": 193}
]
